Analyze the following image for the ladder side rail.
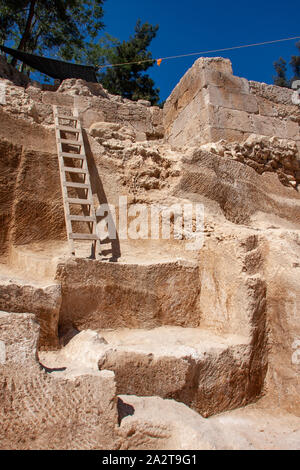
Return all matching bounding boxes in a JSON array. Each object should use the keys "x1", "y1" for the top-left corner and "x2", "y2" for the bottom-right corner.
[
  {"x1": 73, "y1": 107, "x2": 101, "y2": 258},
  {"x1": 53, "y1": 105, "x2": 75, "y2": 256}
]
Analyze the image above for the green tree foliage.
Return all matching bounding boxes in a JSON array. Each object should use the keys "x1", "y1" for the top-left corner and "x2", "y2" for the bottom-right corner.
[
  {"x1": 0, "y1": 1, "x2": 105, "y2": 59},
  {"x1": 0, "y1": 2, "x2": 160, "y2": 103},
  {"x1": 290, "y1": 41, "x2": 300, "y2": 83},
  {"x1": 0, "y1": 1, "x2": 22, "y2": 44},
  {"x1": 274, "y1": 41, "x2": 300, "y2": 87},
  {"x1": 83, "y1": 20, "x2": 160, "y2": 105},
  {"x1": 273, "y1": 57, "x2": 288, "y2": 87}
]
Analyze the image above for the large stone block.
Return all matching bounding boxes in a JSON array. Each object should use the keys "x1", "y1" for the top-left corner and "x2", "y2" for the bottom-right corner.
[
  {"x1": 39, "y1": 326, "x2": 266, "y2": 419},
  {"x1": 165, "y1": 101, "x2": 212, "y2": 147},
  {"x1": 0, "y1": 312, "x2": 120, "y2": 450},
  {"x1": 250, "y1": 80, "x2": 295, "y2": 105},
  {"x1": 286, "y1": 120, "x2": 300, "y2": 141},
  {"x1": 164, "y1": 57, "x2": 234, "y2": 132},
  {"x1": 212, "y1": 107, "x2": 255, "y2": 133},
  {"x1": 42, "y1": 91, "x2": 74, "y2": 107},
  {"x1": 0, "y1": 282, "x2": 61, "y2": 350},
  {"x1": 257, "y1": 97, "x2": 279, "y2": 117},
  {"x1": 251, "y1": 115, "x2": 299, "y2": 140},
  {"x1": 0, "y1": 311, "x2": 39, "y2": 365},
  {"x1": 95, "y1": 329, "x2": 259, "y2": 418},
  {"x1": 164, "y1": 57, "x2": 259, "y2": 147},
  {"x1": 164, "y1": 93, "x2": 207, "y2": 138},
  {"x1": 251, "y1": 113, "x2": 276, "y2": 137},
  {"x1": 206, "y1": 85, "x2": 258, "y2": 113},
  {"x1": 202, "y1": 69, "x2": 250, "y2": 94},
  {"x1": 208, "y1": 126, "x2": 247, "y2": 143},
  {"x1": 164, "y1": 57, "x2": 300, "y2": 148},
  {"x1": 56, "y1": 259, "x2": 201, "y2": 333}
]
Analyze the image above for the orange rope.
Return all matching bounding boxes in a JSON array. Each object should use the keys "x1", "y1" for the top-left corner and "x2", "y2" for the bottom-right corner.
[{"x1": 97, "y1": 35, "x2": 300, "y2": 69}]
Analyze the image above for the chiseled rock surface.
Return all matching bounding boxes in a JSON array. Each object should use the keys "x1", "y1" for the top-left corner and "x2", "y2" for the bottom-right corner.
[
  {"x1": 176, "y1": 147, "x2": 300, "y2": 225},
  {"x1": 262, "y1": 230, "x2": 300, "y2": 416},
  {"x1": 0, "y1": 312, "x2": 120, "y2": 450},
  {"x1": 118, "y1": 395, "x2": 300, "y2": 450},
  {"x1": 1, "y1": 313, "x2": 298, "y2": 450},
  {"x1": 0, "y1": 54, "x2": 299, "y2": 449},
  {"x1": 0, "y1": 279, "x2": 61, "y2": 350},
  {"x1": 56, "y1": 259, "x2": 201, "y2": 333},
  {"x1": 201, "y1": 134, "x2": 300, "y2": 189},
  {"x1": 96, "y1": 328, "x2": 259, "y2": 418},
  {"x1": 40, "y1": 326, "x2": 260, "y2": 418}
]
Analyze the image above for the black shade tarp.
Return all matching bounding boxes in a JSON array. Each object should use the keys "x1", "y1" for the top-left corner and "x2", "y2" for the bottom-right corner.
[{"x1": 0, "y1": 45, "x2": 98, "y2": 83}]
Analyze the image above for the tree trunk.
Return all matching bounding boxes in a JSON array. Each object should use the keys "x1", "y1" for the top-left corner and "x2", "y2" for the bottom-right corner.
[{"x1": 11, "y1": 0, "x2": 37, "y2": 66}]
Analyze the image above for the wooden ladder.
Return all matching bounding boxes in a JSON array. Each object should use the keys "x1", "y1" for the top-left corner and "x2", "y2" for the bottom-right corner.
[{"x1": 53, "y1": 105, "x2": 101, "y2": 258}]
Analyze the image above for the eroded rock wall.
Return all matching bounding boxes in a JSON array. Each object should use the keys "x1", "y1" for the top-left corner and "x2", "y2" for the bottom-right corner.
[
  {"x1": 0, "y1": 54, "x2": 299, "y2": 438},
  {"x1": 263, "y1": 231, "x2": 300, "y2": 415},
  {"x1": 0, "y1": 282, "x2": 61, "y2": 350},
  {"x1": 176, "y1": 147, "x2": 300, "y2": 225},
  {"x1": 0, "y1": 138, "x2": 65, "y2": 258},
  {"x1": 0, "y1": 71, "x2": 166, "y2": 258},
  {"x1": 1, "y1": 76, "x2": 163, "y2": 139}
]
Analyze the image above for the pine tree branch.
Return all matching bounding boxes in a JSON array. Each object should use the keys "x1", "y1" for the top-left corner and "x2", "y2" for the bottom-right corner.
[{"x1": 11, "y1": 0, "x2": 37, "y2": 65}]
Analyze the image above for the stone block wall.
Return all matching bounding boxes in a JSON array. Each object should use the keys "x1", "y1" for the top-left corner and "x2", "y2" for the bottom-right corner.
[{"x1": 164, "y1": 57, "x2": 300, "y2": 152}]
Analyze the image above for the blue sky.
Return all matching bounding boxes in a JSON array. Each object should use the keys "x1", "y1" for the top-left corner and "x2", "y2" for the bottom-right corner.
[{"x1": 102, "y1": 0, "x2": 300, "y2": 102}]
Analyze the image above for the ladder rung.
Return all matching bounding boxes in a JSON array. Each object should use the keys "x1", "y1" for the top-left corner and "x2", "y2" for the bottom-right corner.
[
  {"x1": 60, "y1": 152, "x2": 85, "y2": 159},
  {"x1": 67, "y1": 198, "x2": 93, "y2": 205},
  {"x1": 63, "y1": 167, "x2": 87, "y2": 174},
  {"x1": 69, "y1": 233, "x2": 99, "y2": 240},
  {"x1": 69, "y1": 215, "x2": 96, "y2": 222},
  {"x1": 59, "y1": 139, "x2": 82, "y2": 145},
  {"x1": 64, "y1": 182, "x2": 89, "y2": 189},
  {"x1": 57, "y1": 126, "x2": 80, "y2": 133},
  {"x1": 57, "y1": 115, "x2": 79, "y2": 121}
]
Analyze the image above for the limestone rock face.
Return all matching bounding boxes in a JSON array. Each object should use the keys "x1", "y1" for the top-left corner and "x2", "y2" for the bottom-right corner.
[
  {"x1": 0, "y1": 312, "x2": 120, "y2": 450},
  {"x1": 177, "y1": 147, "x2": 300, "y2": 225},
  {"x1": 262, "y1": 231, "x2": 300, "y2": 416},
  {"x1": 58, "y1": 78, "x2": 108, "y2": 98},
  {"x1": 0, "y1": 139, "x2": 64, "y2": 258},
  {"x1": 40, "y1": 326, "x2": 259, "y2": 418},
  {"x1": 0, "y1": 281, "x2": 61, "y2": 350},
  {"x1": 56, "y1": 259, "x2": 201, "y2": 332},
  {"x1": 0, "y1": 54, "x2": 300, "y2": 449},
  {"x1": 201, "y1": 135, "x2": 300, "y2": 189},
  {"x1": 0, "y1": 311, "x2": 40, "y2": 366},
  {"x1": 118, "y1": 396, "x2": 300, "y2": 450}
]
